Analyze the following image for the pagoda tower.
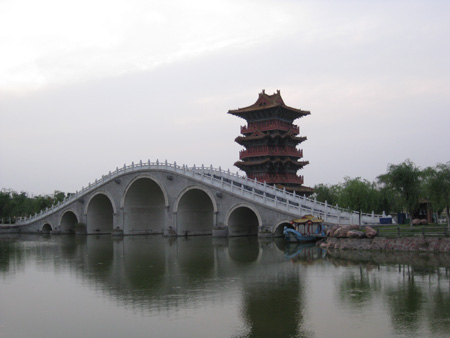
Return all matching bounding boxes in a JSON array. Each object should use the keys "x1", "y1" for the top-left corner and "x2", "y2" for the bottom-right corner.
[{"x1": 228, "y1": 90, "x2": 313, "y2": 195}]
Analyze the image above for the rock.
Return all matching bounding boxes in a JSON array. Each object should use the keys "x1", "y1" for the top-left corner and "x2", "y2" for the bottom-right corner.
[
  {"x1": 365, "y1": 226, "x2": 377, "y2": 239},
  {"x1": 328, "y1": 225, "x2": 340, "y2": 237},
  {"x1": 420, "y1": 219, "x2": 427, "y2": 225},
  {"x1": 413, "y1": 219, "x2": 421, "y2": 225},
  {"x1": 334, "y1": 227, "x2": 349, "y2": 238},
  {"x1": 347, "y1": 230, "x2": 366, "y2": 238}
]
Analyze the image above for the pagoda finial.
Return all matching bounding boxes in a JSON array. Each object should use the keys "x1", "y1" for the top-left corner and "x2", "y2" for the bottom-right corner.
[{"x1": 262, "y1": 89, "x2": 265, "y2": 94}]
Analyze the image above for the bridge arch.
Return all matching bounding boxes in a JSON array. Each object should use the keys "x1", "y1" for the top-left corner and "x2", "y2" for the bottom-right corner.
[
  {"x1": 226, "y1": 204, "x2": 261, "y2": 237},
  {"x1": 60, "y1": 209, "x2": 79, "y2": 233},
  {"x1": 174, "y1": 185, "x2": 217, "y2": 236},
  {"x1": 41, "y1": 222, "x2": 53, "y2": 233},
  {"x1": 121, "y1": 176, "x2": 168, "y2": 234},
  {"x1": 273, "y1": 219, "x2": 293, "y2": 237},
  {"x1": 85, "y1": 191, "x2": 116, "y2": 234}
]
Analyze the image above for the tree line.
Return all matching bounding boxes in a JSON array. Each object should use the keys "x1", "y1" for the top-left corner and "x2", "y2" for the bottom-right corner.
[
  {"x1": 313, "y1": 160, "x2": 449, "y2": 225},
  {"x1": 0, "y1": 190, "x2": 66, "y2": 223}
]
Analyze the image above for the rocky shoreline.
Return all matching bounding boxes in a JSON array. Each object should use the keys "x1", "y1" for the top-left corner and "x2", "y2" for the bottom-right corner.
[{"x1": 317, "y1": 225, "x2": 450, "y2": 253}]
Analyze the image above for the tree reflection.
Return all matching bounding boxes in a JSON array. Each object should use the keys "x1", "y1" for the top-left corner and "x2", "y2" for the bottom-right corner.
[
  {"x1": 0, "y1": 237, "x2": 23, "y2": 274},
  {"x1": 428, "y1": 285, "x2": 450, "y2": 335},
  {"x1": 386, "y1": 273, "x2": 423, "y2": 334},
  {"x1": 338, "y1": 266, "x2": 378, "y2": 308},
  {"x1": 239, "y1": 276, "x2": 312, "y2": 338}
]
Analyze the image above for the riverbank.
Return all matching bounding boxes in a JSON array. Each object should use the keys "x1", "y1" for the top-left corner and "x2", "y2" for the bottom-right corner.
[{"x1": 318, "y1": 236, "x2": 450, "y2": 253}]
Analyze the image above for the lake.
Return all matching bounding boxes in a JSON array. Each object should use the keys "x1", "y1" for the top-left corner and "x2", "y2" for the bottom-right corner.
[{"x1": 1, "y1": 235, "x2": 449, "y2": 338}]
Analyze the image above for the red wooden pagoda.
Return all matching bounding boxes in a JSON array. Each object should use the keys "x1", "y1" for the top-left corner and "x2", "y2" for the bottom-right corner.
[{"x1": 228, "y1": 90, "x2": 313, "y2": 195}]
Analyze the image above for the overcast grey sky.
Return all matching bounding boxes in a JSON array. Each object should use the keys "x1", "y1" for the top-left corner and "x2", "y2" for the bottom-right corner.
[{"x1": 1, "y1": 0, "x2": 449, "y2": 195}]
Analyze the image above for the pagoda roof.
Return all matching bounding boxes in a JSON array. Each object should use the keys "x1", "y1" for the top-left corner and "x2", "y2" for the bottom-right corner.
[
  {"x1": 228, "y1": 90, "x2": 310, "y2": 119},
  {"x1": 235, "y1": 158, "x2": 309, "y2": 168},
  {"x1": 235, "y1": 130, "x2": 307, "y2": 145}
]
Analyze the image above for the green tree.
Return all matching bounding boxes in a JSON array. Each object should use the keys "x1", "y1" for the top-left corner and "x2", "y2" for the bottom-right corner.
[
  {"x1": 0, "y1": 189, "x2": 67, "y2": 222},
  {"x1": 313, "y1": 183, "x2": 341, "y2": 206},
  {"x1": 378, "y1": 159, "x2": 422, "y2": 226},
  {"x1": 338, "y1": 177, "x2": 383, "y2": 224},
  {"x1": 53, "y1": 191, "x2": 66, "y2": 204},
  {"x1": 423, "y1": 162, "x2": 450, "y2": 228}
]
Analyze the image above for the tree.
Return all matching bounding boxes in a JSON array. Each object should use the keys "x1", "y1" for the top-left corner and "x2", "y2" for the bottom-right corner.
[
  {"x1": 314, "y1": 178, "x2": 388, "y2": 223},
  {"x1": 0, "y1": 189, "x2": 67, "y2": 222},
  {"x1": 378, "y1": 159, "x2": 422, "y2": 226},
  {"x1": 313, "y1": 183, "x2": 341, "y2": 206},
  {"x1": 423, "y1": 162, "x2": 450, "y2": 228},
  {"x1": 338, "y1": 177, "x2": 376, "y2": 213}
]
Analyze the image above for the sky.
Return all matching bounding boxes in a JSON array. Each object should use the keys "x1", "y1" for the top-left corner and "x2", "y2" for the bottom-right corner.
[{"x1": 1, "y1": 0, "x2": 449, "y2": 195}]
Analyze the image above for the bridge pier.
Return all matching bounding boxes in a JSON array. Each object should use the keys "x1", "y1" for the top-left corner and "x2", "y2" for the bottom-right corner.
[{"x1": 212, "y1": 223, "x2": 228, "y2": 237}]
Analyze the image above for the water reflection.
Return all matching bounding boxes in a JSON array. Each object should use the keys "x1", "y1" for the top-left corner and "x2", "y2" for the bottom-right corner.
[
  {"x1": 327, "y1": 248, "x2": 450, "y2": 337},
  {"x1": 1, "y1": 235, "x2": 450, "y2": 338}
]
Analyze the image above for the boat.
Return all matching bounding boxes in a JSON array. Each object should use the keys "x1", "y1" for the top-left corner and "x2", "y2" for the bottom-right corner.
[{"x1": 283, "y1": 214, "x2": 326, "y2": 243}]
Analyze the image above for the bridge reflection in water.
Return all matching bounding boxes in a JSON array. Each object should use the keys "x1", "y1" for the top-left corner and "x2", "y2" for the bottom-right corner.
[{"x1": 1, "y1": 235, "x2": 450, "y2": 338}]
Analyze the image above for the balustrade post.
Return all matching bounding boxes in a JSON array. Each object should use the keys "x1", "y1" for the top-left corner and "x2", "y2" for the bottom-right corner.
[
  {"x1": 132, "y1": 161, "x2": 134, "y2": 168},
  {"x1": 165, "y1": 159, "x2": 168, "y2": 168},
  {"x1": 123, "y1": 164, "x2": 126, "y2": 172},
  {"x1": 148, "y1": 159, "x2": 150, "y2": 166},
  {"x1": 174, "y1": 161, "x2": 177, "y2": 169},
  {"x1": 156, "y1": 159, "x2": 159, "y2": 168}
]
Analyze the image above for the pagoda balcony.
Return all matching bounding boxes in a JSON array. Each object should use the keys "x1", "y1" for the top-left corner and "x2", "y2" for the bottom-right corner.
[
  {"x1": 241, "y1": 120, "x2": 299, "y2": 134},
  {"x1": 248, "y1": 173, "x2": 304, "y2": 185},
  {"x1": 239, "y1": 146, "x2": 303, "y2": 159}
]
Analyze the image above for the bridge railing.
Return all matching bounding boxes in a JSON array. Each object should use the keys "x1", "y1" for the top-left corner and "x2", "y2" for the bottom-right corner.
[
  {"x1": 16, "y1": 160, "x2": 384, "y2": 225},
  {"x1": 192, "y1": 165, "x2": 382, "y2": 224}
]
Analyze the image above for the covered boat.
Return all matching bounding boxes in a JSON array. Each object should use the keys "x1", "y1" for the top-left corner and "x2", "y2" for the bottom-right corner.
[{"x1": 283, "y1": 215, "x2": 326, "y2": 243}]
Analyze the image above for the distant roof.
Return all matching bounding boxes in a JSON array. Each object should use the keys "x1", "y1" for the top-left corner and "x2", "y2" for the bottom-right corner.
[{"x1": 228, "y1": 90, "x2": 310, "y2": 118}]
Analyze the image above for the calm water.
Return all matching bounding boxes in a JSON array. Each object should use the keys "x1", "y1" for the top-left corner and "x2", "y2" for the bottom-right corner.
[{"x1": 1, "y1": 235, "x2": 450, "y2": 338}]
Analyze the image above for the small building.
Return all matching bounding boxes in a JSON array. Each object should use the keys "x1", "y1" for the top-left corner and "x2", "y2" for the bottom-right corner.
[{"x1": 228, "y1": 90, "x2": 313, "y2": 196}]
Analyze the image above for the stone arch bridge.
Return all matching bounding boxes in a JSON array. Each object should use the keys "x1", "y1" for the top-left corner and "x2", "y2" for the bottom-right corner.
[{"x1": 12, "y1": 161, "x2": 383, "y2": 237}]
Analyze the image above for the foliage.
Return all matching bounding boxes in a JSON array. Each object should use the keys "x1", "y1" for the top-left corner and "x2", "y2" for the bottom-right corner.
[
  {"x1": 314, "y1": 178, "x2": 388, "y2": 214},
  {"x1": 422, "y1": 162, "x2": 450, "y2": 226},
  {"x1": 377, "y1": 159, "x2": 422, "y2": 221},
  {"x1": 0, "y1": 189, "x2": 67, "y2": 222},
  {"x1": 313, "y1": 183, "x2": 340, "y2": 207},
  {"x1": 338, "y1": 177, "x2": 378, "y2": 213},
  {"x1": 313, "y1": 160, "x2": 448, "y2": 221}
]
